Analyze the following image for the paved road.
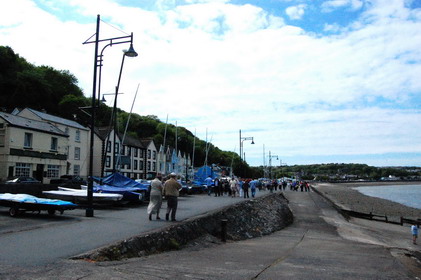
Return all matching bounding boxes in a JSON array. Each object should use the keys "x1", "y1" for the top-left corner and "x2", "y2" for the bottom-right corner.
[
  {"x1": 0, "y1": 190, "x2": 267, "y2": 267},
  {"x1": 2, "y1": 189, "x2": 420, "y2": 279}
]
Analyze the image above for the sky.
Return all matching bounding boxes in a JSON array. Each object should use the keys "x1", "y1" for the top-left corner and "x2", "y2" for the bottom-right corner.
[{"x1": 1, "y1": 0, "x2": 421, "y2": 168}]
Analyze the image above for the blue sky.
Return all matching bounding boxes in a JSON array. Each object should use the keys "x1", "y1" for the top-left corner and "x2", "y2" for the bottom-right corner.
[{"x1": 1, "y1": 0, "x2": 421, "y2": 167}]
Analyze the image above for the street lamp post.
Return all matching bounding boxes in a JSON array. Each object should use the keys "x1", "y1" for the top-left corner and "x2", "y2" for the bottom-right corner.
[
  {"x1": 239, "y1": 129, "x2": 255, "y2": 161},
  {"x1": 268, "y1": 151, "x2": 279, "y2": 179},
  {"x1": 83, "y1": 14, "x2": 138, "y2": 217},
  {"x1": 101, "y1": 46, "x2": 137, "y2": 176}
]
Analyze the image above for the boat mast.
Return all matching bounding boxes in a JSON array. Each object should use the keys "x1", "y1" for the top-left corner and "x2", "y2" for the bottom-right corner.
[
  {"x1": 116, "y1": 83, "x2": 140, "y2": 171},
  {"x1": 191, "y1": 129, "x2": 196, "y2": 179},
  {"x1": 162, "y1": 114, "x2": 168, "y2": 175}
]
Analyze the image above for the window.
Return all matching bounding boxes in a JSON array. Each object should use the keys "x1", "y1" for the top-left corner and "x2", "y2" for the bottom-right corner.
[
  {"x1": 147, "y1": 161, "x2": 151, "y2": 171},
  {"x1": 139, "y1": 160, "x2": 144, "y2": 170},
  {"x1": 148, "y1": 150, "x2": 151, "y2": 159},
  {"x1": 106, "y1": 156, "x2": 111, "y2": 167},
  {"x1": 15, "y1": 163, "x2": 31, "y2": 177},
  {"x1": 153, "y1": 151, "x2": 156, "y2": 160},
  {"x1": 128, "y1": 147, "x2": 131, "y2": 156},
  {"x1": 153, "y1": 162, "x2": 156, "y2": 172},
  {"x1": 114, "y1": 143, "x2": 119, "y2": 154},
  {"x1": 73, "y1": 165, "x2": 80, "y2": 176},
  {"x1": 0, "y1": 126, "x2": 5, "y2": 147},
  {"x1": 134, "y1": 160, "x2": 138, "y2": 170},
  {"x1": 74, "y1": 147, "x2": 80, "y2": 160},
  {"x1": 121, "y1": 145, "x2": 125, "y2": 155},
  {"x1": 107, "y1": 141, "x2": 111, "y2": 153},
  {"x1": 134, "y1": 148, "x2": 138, "y2": 157},
  {"x1": 75, "y1": 130, "x2": 80, "y2": 142},
  {"x1": 24, "y1": 133, "x2": 33, "y2": 148},
  {"x1": 50, "y1": 137, "x2": 58, "y2": 151},
  {"x1": 47, "y1": 165, "x2": 60, "y2": 178}
]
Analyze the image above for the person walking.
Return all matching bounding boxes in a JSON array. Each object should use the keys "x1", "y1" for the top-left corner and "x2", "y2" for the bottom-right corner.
[
  {"x1": 214, "y1": 177, "x2": 220, "y2": 197},
  {"x1": 204, "y1": 175, "x2": 213, "y2": 196},
  {"x1": 230, "y1": 178, "x2": 238, "y2": 197},
  {"x1": 163, "y1": 172, "x2": 181, "y2": 222},
  {"x1": 243, "y1": 179, "x2": 250, "y2": 198},
  {"x1": 250, "y1": 179, "x2": 257, "y2": 198},
  {"x1": 147, "y1": 173, "x2": 163, "y2": 221},
  {"x1": 411, "y1": 224, "x2": 418, "y2": 244}
]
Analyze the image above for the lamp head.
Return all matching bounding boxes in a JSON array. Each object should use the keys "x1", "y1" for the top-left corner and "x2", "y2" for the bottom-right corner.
[
  {"x1": 124, "y1": 43, "x2": 138, "y2": 57},
  {"x1": 251, "y1": 139, "x2": 255, "y2": 144},
  {"x1": 101, "y1": 95, "x2": 107, "y2": 103}
]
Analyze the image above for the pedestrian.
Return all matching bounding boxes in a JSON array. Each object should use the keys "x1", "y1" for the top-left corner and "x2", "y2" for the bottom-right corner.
[
  {"x1": 243, "y1": 179, "x2": 250, "y2": 198},
  {"x1": 238, "y1": 178, "x2": 243, "y2": 197},
  {"x1": 230, "y1": 178, "x2": 238, "y2": 197},
  {"x1": 147, "y1": 173, "x2": 163, "y2": 221},
  {"x1": 163, "y1": 172, "x2": 181, "y2": 222},
  {"x1": 272, "y1": 179, "x2": 278, "y2": 193},
  {"x1": 214, "y1": 177, "x2": 220, "y2": 197},
  {"x1": 267, "y1": 180, "x2": 273, "y2": 193},
  {"x1": 204, "y1": 175, "x2": 213, "y2": 196},
  {"x1": 411, "y1": 224, "x2": 418, "y2": 244},
  {"x1": 250, "y1": 179, "x2": 257, "y2": 198},
  {"x1": 305, "y1": 181, "x2": 310, "y2": 192}
]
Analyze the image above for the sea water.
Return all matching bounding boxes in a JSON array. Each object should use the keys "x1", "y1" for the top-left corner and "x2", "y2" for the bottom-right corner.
[{"x1": 354, "y1": 185, "x2": 421, "y2": 209}]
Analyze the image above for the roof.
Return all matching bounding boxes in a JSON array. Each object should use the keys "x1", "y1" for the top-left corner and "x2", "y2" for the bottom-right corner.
[
  {"x1": 0, "y1": 112, "x2": 68, "y2": 137},
  {"x1": 140, "y1": 138, "x2": 156, "y2": 149},
  {"x1": 96, "y1": 127, "x2": 146, "y2": 149},
  {"x1": 121, "y1": 134, "x2": 145, "y2": 149},
  {"x1": 96, "y1": 127, "x2": 111, "y2": 140},
  {"x1": 21, "y1": 108, "x2": 88, "y2": 130}
]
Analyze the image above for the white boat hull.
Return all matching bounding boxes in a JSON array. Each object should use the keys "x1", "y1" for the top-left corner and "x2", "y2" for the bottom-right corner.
[{"x1": 43, "y1": 188, "x2": 123, "y2": 203}]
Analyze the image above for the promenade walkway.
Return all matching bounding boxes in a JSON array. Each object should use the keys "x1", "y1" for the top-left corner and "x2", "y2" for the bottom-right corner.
[{"x1": 3, "y1": 190, "x2": 420, "y2": 279}]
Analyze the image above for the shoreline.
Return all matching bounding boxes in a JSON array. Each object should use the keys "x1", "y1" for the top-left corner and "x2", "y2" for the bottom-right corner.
[{"x1": 312, "y1": 181, "x2": 421, "y2": 221}]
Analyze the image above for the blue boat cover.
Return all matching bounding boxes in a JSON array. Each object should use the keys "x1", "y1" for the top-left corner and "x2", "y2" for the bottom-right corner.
[
  {"x1": 0, "y1": 193, "x2": 76, "y2": 206},
  {"x1": 194, "y1": 165, "x2": 216, "y2": 185},
  {"x1": 94, "y1": 172, "x2": 149, "y2": 191}
]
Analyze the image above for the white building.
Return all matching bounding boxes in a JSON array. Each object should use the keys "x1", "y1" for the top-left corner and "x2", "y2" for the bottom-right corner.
[
  {"x1": 140, "y1": 139, "x2": 157, "y2": 180},
  {"x1": 13, "y1": 108, "x2": 90, "y2": 178},
  {"x1": 0, "y1": 112, "x2": 68, "y2": 183}
]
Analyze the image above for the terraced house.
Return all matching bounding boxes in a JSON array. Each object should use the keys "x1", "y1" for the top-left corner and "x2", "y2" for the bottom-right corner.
[
  {"x1": 0, "y1": 111, "x2": 68, "y2": 183},
  {"x1": 13, "y1": 108, "x2": 90, "y2": 179}
]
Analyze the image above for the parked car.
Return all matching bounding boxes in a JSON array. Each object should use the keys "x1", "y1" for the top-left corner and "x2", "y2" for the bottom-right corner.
[
  {"x1": 5, "y1": 177, "x2": 41, "y2": 184},
  {"x1": 49, "y1": 175, "x2": 87, "y2": 188}
]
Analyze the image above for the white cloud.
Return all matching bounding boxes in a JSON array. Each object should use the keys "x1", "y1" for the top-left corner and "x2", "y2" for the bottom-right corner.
[
  {"x1": 285, "y1": 4, "x2": 307, "y2": 20},
  {"x1": 321, "y1": 0, "x2": 363, "y2": 13},
  {"x1": 1, "y1": 0, "x2": 421, "y2": 166}
]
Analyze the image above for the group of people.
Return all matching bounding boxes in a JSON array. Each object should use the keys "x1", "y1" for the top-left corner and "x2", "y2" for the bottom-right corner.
[
  {"x1": 147, "y1": 174, "x2": 313, "y2": 222},
  {"x1": 204, "y1": 176, "x2": 295, "y2": 198},
  {"x1": 147, "y1": 172, "x2": 181, "y2": 222}
]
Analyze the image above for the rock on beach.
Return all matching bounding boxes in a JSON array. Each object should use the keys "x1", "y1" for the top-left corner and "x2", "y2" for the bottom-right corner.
[{"x1": 313, "y1": 181, "x2": 421, "y2": 221}]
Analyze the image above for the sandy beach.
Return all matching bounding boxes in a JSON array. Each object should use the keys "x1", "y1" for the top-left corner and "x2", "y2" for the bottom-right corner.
[{"x1": 313, "y1": 181, "x2": 421, "y2": 222}]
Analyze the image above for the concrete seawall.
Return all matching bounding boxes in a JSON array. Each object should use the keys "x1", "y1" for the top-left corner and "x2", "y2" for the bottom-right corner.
[{"x1": 76, "y1": 192, "x2": 293, "y2": 262}]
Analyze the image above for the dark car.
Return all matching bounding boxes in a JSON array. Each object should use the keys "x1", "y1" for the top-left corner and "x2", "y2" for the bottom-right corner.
[
  {"x1": 5, "y1": 177, "x2": 41, "y2": 184},
  {"x1": 49, "y1": 175, "x2": 87, "y2": 188}
]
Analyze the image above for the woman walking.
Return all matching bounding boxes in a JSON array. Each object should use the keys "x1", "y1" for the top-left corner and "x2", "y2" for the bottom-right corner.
[{"x1": 147, "y1": 173, "x2": 163, "y2": 221}]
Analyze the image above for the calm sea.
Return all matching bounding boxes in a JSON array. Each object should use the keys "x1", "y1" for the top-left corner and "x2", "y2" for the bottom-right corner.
[{"x1": 354, "y1": 184, "x2": 421, "y2": 209}]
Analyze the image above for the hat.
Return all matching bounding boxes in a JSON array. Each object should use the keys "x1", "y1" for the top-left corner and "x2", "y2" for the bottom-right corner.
[{"x1": 170, "y1": 172, "x2": 177, "y2": 177}]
